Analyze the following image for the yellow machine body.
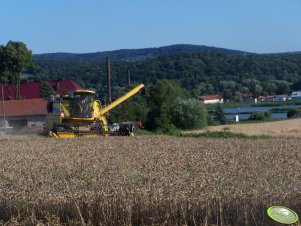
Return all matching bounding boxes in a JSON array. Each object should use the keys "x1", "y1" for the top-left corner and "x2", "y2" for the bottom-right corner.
[{"x1": 45, "y1": 84, "x2": 144, "y2": 138}]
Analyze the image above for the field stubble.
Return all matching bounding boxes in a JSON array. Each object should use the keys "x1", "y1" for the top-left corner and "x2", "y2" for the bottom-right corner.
[
  {"x1": 198, "y1": 118, "x2": 301, "y2": 137},
  {"x1": 0, "y1": 135, "x2": 300, "y2": 225}
]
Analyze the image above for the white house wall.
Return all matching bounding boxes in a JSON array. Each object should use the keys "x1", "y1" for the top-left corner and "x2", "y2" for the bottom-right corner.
[{"x1": 203, "y1": 99, "x2": 223, "y2": 104}]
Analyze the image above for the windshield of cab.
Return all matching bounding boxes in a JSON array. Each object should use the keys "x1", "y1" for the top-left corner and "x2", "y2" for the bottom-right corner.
[{"x1": 70, "y1": 92, "x2": 95, "y2": 118}]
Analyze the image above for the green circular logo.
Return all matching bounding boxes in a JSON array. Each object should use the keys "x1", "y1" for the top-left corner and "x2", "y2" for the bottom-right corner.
[{"x1": 267, "y1": 206, "x2": 299, "y2": 224}]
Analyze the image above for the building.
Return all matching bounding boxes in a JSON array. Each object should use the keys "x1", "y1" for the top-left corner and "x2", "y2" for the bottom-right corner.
[
  {"x1": 199, "y1": 95, "x2": 223, "y2": 104},
  {"x1": 0, "y1": 79, "x2": 83, "y2": 100},
  {"x1": 258, "y1": 96, "x2": 275, "y2": 102},
  {"x1": 274, "y1": 94, "x2": 289, "y2": 102},
  {"x1": 291, "y1": 91, "x2": 301, "y2": 100},
  {"x1": 0, "y1": 98, "x2": 48, "y2": 131}
]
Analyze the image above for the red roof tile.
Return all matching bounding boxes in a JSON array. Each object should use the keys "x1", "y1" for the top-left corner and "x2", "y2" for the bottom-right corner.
[
  {"x1": 0, "y1": 80, "x2": 83, "y2": 100},
  {"x1": 258, "y1": 96, "x2": 275, "y2": 99},
  {"x1": 0, "y1": 99, "x2": 48, "y2": 117},
  {"x1": 199, "y1": 95, "x2": 223, "y2": 101},
  {"x1": 48, "y1": 79, "x2": 83, "y2": 95}
]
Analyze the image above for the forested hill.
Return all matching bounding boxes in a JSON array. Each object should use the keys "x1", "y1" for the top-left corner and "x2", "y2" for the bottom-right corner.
[
  {"x1": 32, "y1": 50, "x2": 301, "y2": 100},
  {"x1": 34, "y1": 44, "x2": 250, "y2": 62}
]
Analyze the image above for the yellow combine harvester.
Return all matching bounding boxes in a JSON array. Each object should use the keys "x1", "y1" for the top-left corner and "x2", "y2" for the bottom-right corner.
[{"x1": 44, "y1": 84, "x2": 144, "y2": 138}]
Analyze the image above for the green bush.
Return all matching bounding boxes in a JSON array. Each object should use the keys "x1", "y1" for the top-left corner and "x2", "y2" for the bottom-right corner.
[
  {"x1": 249, "y1": 111, "x2": 271, "y2": 120},
  {"x1": 171, "y1": 98, "x2": 207, "y2": 130},
  {"x1": 207, "y1": 113, "x2": 218, "y2": 126},
  {"x1": 162, "y1": 124, "x2": 181, "y2": 136},
  {"x1": 287, "y1": 109, "x2": 298, "y2": 118}
]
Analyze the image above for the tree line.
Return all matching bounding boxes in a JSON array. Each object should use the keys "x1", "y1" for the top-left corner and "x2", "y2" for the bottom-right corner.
[
  {"x1": 34, "y1": 44, "x2": 247, "y2": 62},
  {"x1": 32, "y1": 51, "x2": 301, "y2": 101}
]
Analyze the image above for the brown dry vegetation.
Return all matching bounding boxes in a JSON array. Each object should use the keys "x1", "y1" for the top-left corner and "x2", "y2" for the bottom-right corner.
[
  {"x1": 187, "y1": 118, "x2": 301, "y2": 138},
  {"x1": 0, "y1": 135, "x2": 300, "y2": 225}
]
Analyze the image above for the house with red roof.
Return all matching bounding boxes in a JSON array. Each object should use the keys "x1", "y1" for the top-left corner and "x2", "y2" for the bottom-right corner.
[
  {"x1": 199, "y1": 95, "x2": 223, "y2": 104},
  {"x1": 0, "y1": 79, "x2": 83, "y2": 100},
  {"x1": 0, "y1": 79, "x2": 83, "y2": 132},
  {"x1": 258, "y1": 95, "x2": 276, "y2": 102},
  {"x1": 0, "y1": 98, "x2": 48, "y2": 131}
]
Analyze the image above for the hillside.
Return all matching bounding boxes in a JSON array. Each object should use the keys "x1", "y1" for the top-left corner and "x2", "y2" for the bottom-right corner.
[
  {"x1": 31, "y1": 49, "x2": 301, "y2": 99},
  {"x1": 34, "y1": 44, "x2": 250, "y2": 62}
]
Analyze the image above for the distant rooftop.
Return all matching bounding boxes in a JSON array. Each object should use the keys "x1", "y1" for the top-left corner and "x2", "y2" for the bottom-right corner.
[
  {"x1": 0, "y1": 98, "x2": 48, "y2": 117},
  {"x1": 0, "y1": 79, "x2": 83, "y2": 100},
  {"x1": 199, "y1": 95, "x2": 223, "y2": 101}
]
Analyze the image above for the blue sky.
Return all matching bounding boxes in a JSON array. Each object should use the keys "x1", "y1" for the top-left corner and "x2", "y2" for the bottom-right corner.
[{"x1": 1, "y1": 0, "x2": 301, "y2": 54}]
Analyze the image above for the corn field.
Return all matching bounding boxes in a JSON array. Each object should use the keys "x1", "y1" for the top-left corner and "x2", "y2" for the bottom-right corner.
[{"x1": 0, "y1": 135, "x2": 300, "y2": 225}]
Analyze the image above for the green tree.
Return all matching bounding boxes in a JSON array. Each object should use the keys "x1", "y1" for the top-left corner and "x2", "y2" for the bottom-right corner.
[
  {"x1": 233, "y1": 91, "x2": 242, "y2": 102},
  {"x1": 0, "y1": 45, "x2": 10, "y2": 83},
  {"x1": 254, "y1": 84, "x2": 263, "y2": 96},
  {"x1": 287, "y1": 109, "x2": 298, "y2": 118},
  {"x1": 240, "y1": 86, "x2": 249, "y2": 94},
  {"x1": 108, "y1": 85, "x2": 147, "y2": 124},
  {"x1": 171, "y1": 98, "x2": 207, "y2": 130},
  {"x1": 0, "y1": 41, "x2": 35, "y2": 98},
  {"x1": 293, "y1": 78, "x2": 301, "y2": 91},
  {"x1": 40, "y1": 81, "x2": 55, "y2": 98},
  {"x1": 214, "y1": 103, "x2": 226, "y2": 125},
  {"x1": 263, "y1": 82, "x2": 277, "y2": 95},
  {"x1": 274, "y1": 80, "x2": 290, "y2": 94},
  {"x1": 242, "y1": 79, "x2": 261, "y2": 95},
  {"x1": 145, "y1": 80, "x2": 185, "y2": 132},
  {"x1": 223, "y1": 89, "x2": 233, "y2": 101}
]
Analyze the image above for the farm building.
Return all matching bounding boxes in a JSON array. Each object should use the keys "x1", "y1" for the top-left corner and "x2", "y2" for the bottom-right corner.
[
  {"x1": 258, "y1": 95, "x2": 275, "y2": 102},
  {"x1": 199, "y1": 95, "x2": 223, "y2": 104},
  {"x1": 274, "y1": 94, "x2": 289, "y2": 102},
  {"x1": 0, "y1": 79, "x2": 83, "y2": 100},
  {"x1": 0, "y1": 98, "x2": 48, "y2": 131},
  {"x1": 258, "y1": 95, "x2": 289, "y2": 102}
]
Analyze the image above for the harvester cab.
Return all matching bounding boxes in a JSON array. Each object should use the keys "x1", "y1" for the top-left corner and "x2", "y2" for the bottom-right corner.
[{"x1": 45, "y1": 84, "x2": 145, "y2": 138}]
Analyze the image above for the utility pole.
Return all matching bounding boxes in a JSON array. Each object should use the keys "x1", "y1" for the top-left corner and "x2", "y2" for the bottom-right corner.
[
  {"x1": 106, "y1": 57, "x2": 112, "y2": 103},
  {"x1": 127, "y1": 67, "x2": 131, "y2": 86},
  {"x1": 1, "y1": 84, "x2": 6, "y2": 134}
]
